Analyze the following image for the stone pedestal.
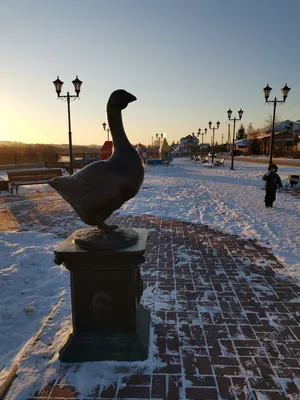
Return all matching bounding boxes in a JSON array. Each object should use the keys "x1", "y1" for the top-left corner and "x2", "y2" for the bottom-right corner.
[{"x1": 54, "y1": 228, "x2": 150, "y2": 362}]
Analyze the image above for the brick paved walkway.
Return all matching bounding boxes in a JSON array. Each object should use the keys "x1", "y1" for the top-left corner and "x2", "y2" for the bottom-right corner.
[{"x1": 1, "y1": 190, "x2": 300, "y2": 399}]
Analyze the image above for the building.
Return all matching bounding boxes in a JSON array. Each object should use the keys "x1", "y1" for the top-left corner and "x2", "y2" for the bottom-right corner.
[
  {"x1": 257, "y1": 120, "x2": 300, "y2": 155},
  {"x1": 234, "y1": 138, "x2": 250, "y2": 153}
]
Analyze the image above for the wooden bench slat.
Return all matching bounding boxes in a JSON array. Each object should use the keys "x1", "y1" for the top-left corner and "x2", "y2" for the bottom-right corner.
[
  {"x1": 12, "y1": 177, "x2": 60, "y2": 183},
  {"x1": 7, "y1": 169, "x2": 62, "y2": 176},
  {"x1": 45, "y1": 162, "x2": 67, "y2": 168},
  {"x1": 8, "y1": 173, "x2": 61, "y2": 179},
  {"x1": 12, "y1": 181, "x2": 52, "y2": 185}
]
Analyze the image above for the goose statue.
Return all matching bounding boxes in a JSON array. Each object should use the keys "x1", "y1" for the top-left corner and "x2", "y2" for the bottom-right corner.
[{"x1": 48, "y1": 89, "x2": 144, "y2": 250}]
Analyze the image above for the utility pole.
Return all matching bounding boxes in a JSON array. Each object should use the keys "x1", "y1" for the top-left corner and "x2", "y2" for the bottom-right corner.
[{"x1": 221, "y1": 133, "x2": 224, "y2": 154}]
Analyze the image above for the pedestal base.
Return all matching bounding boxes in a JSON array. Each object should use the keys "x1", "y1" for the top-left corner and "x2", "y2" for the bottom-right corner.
[
  {"x1": 55, "y1": 228, "x2": 150, "y2": 362},
  {"x1": 59, "y1": 305, "x2": 150, "y2": 362}
]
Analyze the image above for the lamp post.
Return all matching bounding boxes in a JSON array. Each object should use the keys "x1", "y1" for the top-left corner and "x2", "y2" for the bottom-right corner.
[
  {"x1": 227, "y1": 108, "x2": 244, "y2": 170},
  {"x1": 156, "y1": 133, "x2": 163, "y2": 158},
  {"x1": 156, "y1": 133, "x2": 163, "y2": 146},
  {"x1": 53, "y1": 76, "x2": 82, "y2": 176},
  {"x1": 208, "y1": 121, "x2": 220, "y2": 165},
  {"x1": 225, "y1": 122, "x2": 231, "y2": 156},
  {"x1": 263, "y1": 83, "x2": 291, "y2": 164},
  {"x1": 190, "y1": 132, "x2": 195, "y2": 158},
  {"x1": 102, "y1": 122, "x2": 110, "y2": 141},
  {"x1": 197, "y1": 128, "x2": 208, "y2": 160}
]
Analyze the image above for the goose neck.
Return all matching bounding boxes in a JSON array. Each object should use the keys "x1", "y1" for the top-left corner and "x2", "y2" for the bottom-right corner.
[{"x1": 107, "y1": 107, "x2": 130, "y2": 148}]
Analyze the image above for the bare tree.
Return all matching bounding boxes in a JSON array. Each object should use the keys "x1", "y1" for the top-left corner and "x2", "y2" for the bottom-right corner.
[
  {"x1": 264, "y1": 113, "x2": 281, "y2": 129},
  {"x1": 246, "y1": 122, "x2": 255, "y2": 135},
  {"x1": 246, "y1": 122, "x2": 259, "y2": 139}
]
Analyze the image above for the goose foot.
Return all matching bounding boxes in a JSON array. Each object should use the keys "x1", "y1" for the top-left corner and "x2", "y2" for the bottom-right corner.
[{"x1": 73, "y1": 225, "x2": 138, "y2": 250}]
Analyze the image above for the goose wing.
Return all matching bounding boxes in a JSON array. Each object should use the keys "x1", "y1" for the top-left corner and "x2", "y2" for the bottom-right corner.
[{"x1": 48, "y1": 160, "x2": 117, "y2": 195}]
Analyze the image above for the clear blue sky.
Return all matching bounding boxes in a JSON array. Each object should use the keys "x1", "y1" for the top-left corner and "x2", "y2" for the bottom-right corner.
[{"x1": 1, "y1": 0, "x2": 300, "y2": 146}]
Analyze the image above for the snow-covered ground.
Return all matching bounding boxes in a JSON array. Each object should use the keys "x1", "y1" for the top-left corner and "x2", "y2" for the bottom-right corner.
[
  {"x1": 236, "y1": 155, "x2": 300, "y2": 164},
  {"x1": 0, "y1": 158, "x2": 300, "y2": 397},
  {"x1": 122, "y1": 158, "x2": 300, "y2": 276}
]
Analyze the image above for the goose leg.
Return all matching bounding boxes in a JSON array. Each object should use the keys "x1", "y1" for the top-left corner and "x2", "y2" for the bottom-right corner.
[{"x1": 97, "y1": 219, "x2": 118, "y2": 234}]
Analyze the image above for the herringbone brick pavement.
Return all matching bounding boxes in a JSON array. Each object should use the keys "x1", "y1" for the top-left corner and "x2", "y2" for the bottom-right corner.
[{"x1": 1, "y1": 190, "x2": 300, "y2": 399}]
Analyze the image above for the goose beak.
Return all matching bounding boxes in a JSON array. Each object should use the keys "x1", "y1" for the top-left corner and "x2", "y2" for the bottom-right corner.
[{"x1": 128, "y1": 93, "x2": 137, "y2": 103}]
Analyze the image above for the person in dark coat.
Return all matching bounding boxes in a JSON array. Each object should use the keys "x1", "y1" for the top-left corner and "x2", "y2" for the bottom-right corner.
[{"x1": 262, "y1": 163, "x2": 283, "y2": 208}]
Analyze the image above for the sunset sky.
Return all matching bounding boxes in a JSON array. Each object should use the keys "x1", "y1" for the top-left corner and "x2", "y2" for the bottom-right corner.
[{"x1": 1, "y1": 0, "x2": 300, "y2": 146}]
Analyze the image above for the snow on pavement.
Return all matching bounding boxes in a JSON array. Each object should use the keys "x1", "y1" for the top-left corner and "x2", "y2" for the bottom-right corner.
[{"x1": 120, "y1": 158, "x2": 300, "y2": 278}]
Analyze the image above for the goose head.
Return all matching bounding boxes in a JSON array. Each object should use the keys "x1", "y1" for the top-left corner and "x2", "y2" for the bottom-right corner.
[{"x1": 107, "y1": 89, "x2": 137, "y2": 110}]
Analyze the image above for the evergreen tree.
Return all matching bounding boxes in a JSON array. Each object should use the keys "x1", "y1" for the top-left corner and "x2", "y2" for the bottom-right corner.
[{"x1": 236, "y1": 124, "x2": 246, "y2": 140}]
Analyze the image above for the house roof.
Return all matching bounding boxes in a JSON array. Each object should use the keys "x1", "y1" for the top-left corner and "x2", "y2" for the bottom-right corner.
[
  {"x1": 257, "y1": 131, "x2": 296, "y2": 140},
  {"x1": 258, "y1": 120, "x2": 300, "y2": 134},
  {"x1": 235, "y1": 138, "x2": 250, "y2": 147},
  {"x1": 180, "y1": 135, "x2": 199, "y2": 144}
]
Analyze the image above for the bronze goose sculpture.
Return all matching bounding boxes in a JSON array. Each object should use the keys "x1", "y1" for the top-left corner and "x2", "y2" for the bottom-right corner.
[{"x1": 48, "y1": 89, "x2": 144, "y2": 249}]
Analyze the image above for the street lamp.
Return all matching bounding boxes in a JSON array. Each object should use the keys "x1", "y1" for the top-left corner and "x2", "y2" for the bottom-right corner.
[
  {"x1": 53, "y1": 75, "x2": 82, "y2": 175},
  {"x1": 197, "y1": 128, "x2": 208, "y2": 160},
  {"x1": 102, "y1": 122, "x2": 110, "y2": 141},
  {"x1": 225, "y1": 122, "x2": 231, "y2": 156},
  {"x1": 208, "y1": 121, "x2": 220, "y2": 164},
  {"x1": 263, "y1": 83, "x2": 291, "y2": 164},
  {"x1": 190, "y1": 132, "x2": 195, "y2": 158},
  {"x1": 156, "y1": 133, "x2": 163, "y2": 158},
  {"x1": 227, "y1": 108, "x2": 244, "y2": 170}
]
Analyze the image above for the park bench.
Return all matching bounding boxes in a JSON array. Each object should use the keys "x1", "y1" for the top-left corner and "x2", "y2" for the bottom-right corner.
[
  {"x1": 66, "y1": 161, "x2": 92, "y2": 173},
  {"x1": 7, "y1": 168, "x2": 63, "y2": 194},
  {"x1": 288, "y1": 175, "x2": 300, "y2": 188},
  {"x1": 45, "y1": 161, "x2": 68, "y2": 171},
  {"x1": 45, "y1": 160, "x2": 92, "y2": 173},
  {"x1": 214, "y1": 158, "x2": 226, "y2": 168},
  {"x1": 73, "y1": 161, "x2": 91, "y2": 170},
  {"x1": 147, "y1": 159, "x2": 163, "y2": 165}
]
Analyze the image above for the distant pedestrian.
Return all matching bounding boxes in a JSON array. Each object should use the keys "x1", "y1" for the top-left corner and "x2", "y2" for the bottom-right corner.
[{"x1": 262, "y1": 163, "x2": 283, "y2": 208}]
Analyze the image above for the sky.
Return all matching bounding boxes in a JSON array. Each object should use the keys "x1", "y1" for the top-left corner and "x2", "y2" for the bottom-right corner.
[{"x1": 1, "y1": 0, "x2": 300, "y2": 147}]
